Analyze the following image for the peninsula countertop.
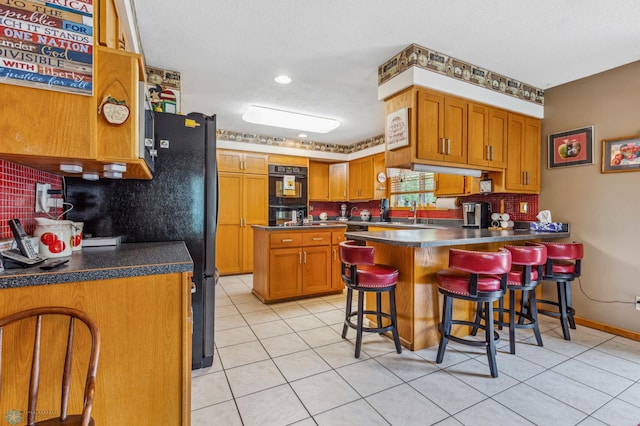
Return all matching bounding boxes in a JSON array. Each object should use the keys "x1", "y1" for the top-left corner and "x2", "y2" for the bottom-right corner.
[
  {"x1": 345, "y1": 227, "x2": 571, "y2": 248},
  {"x1": 0, "y1": 241, "x2": 193, "y2": 289}
]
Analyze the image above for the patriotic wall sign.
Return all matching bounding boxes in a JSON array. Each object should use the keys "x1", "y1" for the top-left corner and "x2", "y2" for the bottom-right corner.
[{"x1": 0, "y1": 0, "x2": 94, "y2": 95}]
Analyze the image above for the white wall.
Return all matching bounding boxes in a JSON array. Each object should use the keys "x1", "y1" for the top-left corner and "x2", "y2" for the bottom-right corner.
[{"x1": 541, "y1": 61, "x2": 640, "y2": 333}]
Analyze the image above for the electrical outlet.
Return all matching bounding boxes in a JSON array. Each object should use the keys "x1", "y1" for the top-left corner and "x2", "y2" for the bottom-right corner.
[
  {"x1": 35, "y1": 183, "x2": 51, "y2": 213},
  {"x1": 520, "y1": 202, "x2": 528, "y2": 214},
  {"x1": 636, "y1": 296, "x2": 640, "y2": 311}
]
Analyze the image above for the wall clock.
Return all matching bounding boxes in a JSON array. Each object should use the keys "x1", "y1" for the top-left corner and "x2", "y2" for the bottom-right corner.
[{"x1": 377, "y1": 172, "x2": 387, "y2": 183}]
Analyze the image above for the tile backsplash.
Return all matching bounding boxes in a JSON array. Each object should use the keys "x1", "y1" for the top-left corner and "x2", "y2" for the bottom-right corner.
[
  {"x1": 311, "y1": 193, "x2": 539, "y2": 222},
  {"x1": 0, "y1": 160, "x2": 63, "y2": 239}
]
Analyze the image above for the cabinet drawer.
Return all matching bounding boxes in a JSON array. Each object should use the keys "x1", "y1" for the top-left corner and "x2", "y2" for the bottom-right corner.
[
  {"x1": 302, "y1": 232, "x2": 331, "y2": 246},
  {"x1": 270, "y1": 233, "x2": 303, "y2": 248},
  {"x1": 332, "y1": 231, "x2": 347, "y2": 245}
]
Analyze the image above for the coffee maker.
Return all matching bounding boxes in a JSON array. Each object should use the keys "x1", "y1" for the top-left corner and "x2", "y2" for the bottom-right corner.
[
  {"x1": 379, "y1": 198, "x2": 390, "y2": 222},
  {"x1": 462, "y1": 202, "x2": 491, "y2": 228}
]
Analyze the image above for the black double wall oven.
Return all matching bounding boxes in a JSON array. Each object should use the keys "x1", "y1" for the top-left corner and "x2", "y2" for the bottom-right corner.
[{"x1": 268, "y1": 164, "x2": 308, "y2": 226}]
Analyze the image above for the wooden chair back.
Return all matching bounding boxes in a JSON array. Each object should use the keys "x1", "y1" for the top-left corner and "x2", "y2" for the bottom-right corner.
[{"x1": 0, "y1": 307, "x2": 100, "y2": 426}]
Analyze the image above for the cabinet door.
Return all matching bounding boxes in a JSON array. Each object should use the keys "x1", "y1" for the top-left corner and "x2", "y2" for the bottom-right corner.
[
  {"x1": 97, "y1": 47, "x2": 139, "y2": 161},
  {"x1": 331, "y1": 229, "x2": 346, "y2": 290},
  {"x1": 329, "y1": 163, "x2": 348, "y2": 201},
  {"x1": 506, "y1": 114, "x2": 540, "y2": 193},
  {"x1": 242, "y1": 174, "x2": 268, "y2": 272},
  {"x1": 443, "y1": 97, "x2": 467, "y2": 163},
  {"x1": 302, "y1": 246, "x2": 332, "y2": 294},
  {"x1": 487, "y1": 108, "x2": 508, "y2": 169},
  {"x1": 216, "y1": 173, "x2": 243, "y2": 274},
  {"x1": 349, "y1": 158, "x2": 373, "y2": 200},
  {"x1": 467, "y1": 103, "x2": 489, "y2": 167},
  {"x1": 522, "y1": 117, "x2": 541, "y2": 191},
  {"x1": 217, "y1": 150, "x2": 243, "y2": 172},
  {"x1": 416, "y1": 91, "x2": 445, "y2": 161},
  {"x1": 373, "y1": 152, "x2": 387, "y2": 200},
  {"x1": 435, "y1": 174, "x2": 467, "y2": 196},
  {"x1": 269, "y1": 248, "x2": 302, "y2": 299},
  {"x1": 243, "y1": 153, "x2": 269, "y2": 174},
  {"x1": 506, "y1": 114, "x2": 525, "y2": 191},
  {"x1": 309, "y1": 162, "x2": 330, "y2": 201}
]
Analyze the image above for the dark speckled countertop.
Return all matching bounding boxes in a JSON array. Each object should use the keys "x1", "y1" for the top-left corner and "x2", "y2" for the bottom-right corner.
[
  {"x1": 345, "y1": 227, "x2": 571, "y2": 248},
  {"x1": 0, "y1": 241, "x2": 193, "y2": 289}
]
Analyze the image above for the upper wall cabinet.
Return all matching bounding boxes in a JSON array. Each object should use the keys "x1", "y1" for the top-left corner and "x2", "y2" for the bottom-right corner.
[
  {"x1": 505, "y1": 114, "x2": 541, "y2": 193},
  {"x1": 0, "y1": 3, "x2": 151, "y2": 179},
  {"x1": 218, "y1": 150, "x2": 269, "y2": 174},
  {"x1": 309, "y1": 162, "x2": 330, "y2": 201},
  {"x1": 348, "y1": 156, "x2": 374, "y2": 200},
  {"x1": 416, "y1": 91, "x2": 467, "y2": 164},
  {"x1": 384, "y1": 85, "x2": 542, "y2": 194},
  {"x1": 467, "y1": 103, "x2": 507, "y2": 169},
  {"x1": 328, "y1": 163, "x2": 349, "y2": 201}
]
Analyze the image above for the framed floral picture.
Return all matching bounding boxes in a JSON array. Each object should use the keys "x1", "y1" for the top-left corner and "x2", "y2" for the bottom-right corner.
[
  {"x1": 601, "y1": 135, "x2": 640, "y2": 173},
  {"x1": 548, "y1": 126, "x2": 594, "y2": 169}
]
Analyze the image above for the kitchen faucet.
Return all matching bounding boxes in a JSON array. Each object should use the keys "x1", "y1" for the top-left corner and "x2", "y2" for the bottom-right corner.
[
  {"x1": 409, "y1": 200, "x2": 417, "y2": 224},
  {"x1": 350, "y1": 206, "x2": 358, "y2": 217}
]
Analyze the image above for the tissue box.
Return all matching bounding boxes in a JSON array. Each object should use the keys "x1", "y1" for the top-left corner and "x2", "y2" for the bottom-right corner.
[{"x1": 530, "y1": 222, "x2": 567, "y2": 232}]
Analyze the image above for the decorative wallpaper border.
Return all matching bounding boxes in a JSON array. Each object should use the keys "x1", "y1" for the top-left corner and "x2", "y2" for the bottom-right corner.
[
  {"x1": 217, "y1": 129, "x2": 386, "y2": 154},
  {"x1": 378, "y1": 43, "x2": 545, "y2": 106}
]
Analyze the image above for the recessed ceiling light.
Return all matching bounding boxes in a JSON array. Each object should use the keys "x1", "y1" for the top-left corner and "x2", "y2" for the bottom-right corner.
[
  {"x1": 274, "y1": 75, "x2": 292, "y2": 84},
  {"x1": 298, "y1": 133, "x2": 307, "y2": 138},
  {"x1": 242, "y1": 105, "x2": 340, "y2": 133}
]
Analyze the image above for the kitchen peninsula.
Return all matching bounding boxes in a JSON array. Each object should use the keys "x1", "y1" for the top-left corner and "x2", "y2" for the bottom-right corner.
[
  {"x1": 0, "y1": 242, "x2": 193, "y2": 425},
  {"x1": 344, "y1": 227, "x2": 570, "y2": 350}
]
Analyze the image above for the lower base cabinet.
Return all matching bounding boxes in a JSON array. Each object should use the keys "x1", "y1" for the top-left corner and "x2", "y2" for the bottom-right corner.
[
  {"x1": 0, "y1": 272, "x2": 192, "y2": 425},
  {"x1": 253, "y1": 228, "x2": 344, "y2": 303}
]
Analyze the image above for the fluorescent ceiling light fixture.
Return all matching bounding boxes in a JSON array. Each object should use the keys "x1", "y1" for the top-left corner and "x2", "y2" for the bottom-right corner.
[
  {"x1": 411, "y1": 163, "x2": 483, "y2": 177},
  {"x1": 274, "y1": 75, "x2": 292, "y2": 84},
  {"x1": 297, "y1": 133, "x2": 307, "y2": 138},
  {"x1": 243, "y1": 105, "x2": 340, "y2": 133}
]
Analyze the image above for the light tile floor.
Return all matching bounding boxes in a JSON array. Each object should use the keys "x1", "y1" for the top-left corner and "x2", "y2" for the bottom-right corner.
[{"x1": 191, "y1": 274, "x2": 640, "y2": 426}]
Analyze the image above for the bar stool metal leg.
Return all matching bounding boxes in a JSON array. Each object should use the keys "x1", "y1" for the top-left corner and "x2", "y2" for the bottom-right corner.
[
  {"x1": 436, "y1": 295, "x2": 453, "y2": 364},
  {"x1": 485, "y1": 301, "x2": 498, "y2": 378},
  {"x1": 355, "y1": 290, "x2": 365, "y2": 358},
  {"x1": 557, "y1": 282, "x2": 571, "y2": 341},
  {"x1": 342, "y1": 288, "x2": 353, "y2": 339},
  {"x1": 389, "y1": 288, "x2": 402, "y2": 353}
]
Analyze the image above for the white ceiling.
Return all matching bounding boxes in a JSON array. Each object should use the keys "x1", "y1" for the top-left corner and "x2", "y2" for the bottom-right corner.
[{"x1": 132, "y1": 0, "x2": 640, "y2": 145}]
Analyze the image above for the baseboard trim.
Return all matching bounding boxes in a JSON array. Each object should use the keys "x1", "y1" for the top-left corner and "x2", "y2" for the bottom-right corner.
[{"x1": 575, "y1": 317, "x2": 640, "y2": 342}]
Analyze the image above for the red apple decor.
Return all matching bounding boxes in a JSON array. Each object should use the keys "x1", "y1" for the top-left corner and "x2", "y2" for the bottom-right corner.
[{"x1": 99, "y1": 95, "x2": 130, "y2": 125}]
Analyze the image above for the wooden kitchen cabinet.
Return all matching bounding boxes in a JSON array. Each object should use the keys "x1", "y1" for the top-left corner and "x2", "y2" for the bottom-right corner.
[
  {"x1": 216, "y1": 171, "x2": 268, "y2": 274},
  {"x1": 467, "y1": 103, "x2": 507, "y2": 169},
  {"x1": 505, "y1": 114, "x2": 541, "y2": 193},
  {"x1": 253, "y1": 228, "x2": 341, "y2": 303},
  {"x1": 416, "y1": 90, "x2": 467, "y2": 164},
  {"x1": 268, "y1": 154, "x2": 309, "y2": 167},
  {"x1": 217, "y1": 149, "x2": 269, "y2": 174},
  {"x1": 0, "y1": 271, "x2": 192, "y2": 425},
  {"x1": 309, "y1": 161, "x2": 330, "y2": 201},
  {"x1": 373, "y1": 152, "x2": 387, "y2": 200},
  {"x1": 435, "y1": 174, "x2": 470, "y2": 196},
  {"x1": 0, "y1": 46, "x2": 151, "y2": 179},
  {"x1": 331, "y1": 230, "x2": 347, "y2": 290},
  {"x1": 349, "y1": 156, "x2": 375, "y2": 200},
  {"x1": 329, "y1": 162, "x2": 349, "y2": 201}
]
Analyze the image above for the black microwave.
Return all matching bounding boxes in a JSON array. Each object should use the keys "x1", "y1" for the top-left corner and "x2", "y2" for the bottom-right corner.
[{"x1": 138, "y1": 82, "x2": 156, "y2": 173}]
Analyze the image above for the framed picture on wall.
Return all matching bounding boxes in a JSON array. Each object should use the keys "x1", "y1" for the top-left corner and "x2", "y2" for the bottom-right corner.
[
  {"x1": 601, "y1": 135, "x2": 640, "y2": 173},
  {"x1": 548, "y1": 125, "x2": 594, "y2": 169}
]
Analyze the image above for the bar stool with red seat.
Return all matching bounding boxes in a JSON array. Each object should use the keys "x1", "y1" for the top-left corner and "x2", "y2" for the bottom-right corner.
[
  {"x1": 475, "y1": 244, "x2": 547, "y2": 354},
  {"x1": 533, "y1": 241, "x2": 583, "y2": 340},
  {"x1": 339, "y1": 240, "x2": 402, "y2": 358},
  {"x1": 436, "y1": 248, "x2": 511, "y2": 378}
]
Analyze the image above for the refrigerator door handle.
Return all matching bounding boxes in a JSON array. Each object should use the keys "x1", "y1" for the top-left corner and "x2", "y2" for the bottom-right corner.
[{"x1": 191, "y1": 282, "x2": 196, "y2": 293}]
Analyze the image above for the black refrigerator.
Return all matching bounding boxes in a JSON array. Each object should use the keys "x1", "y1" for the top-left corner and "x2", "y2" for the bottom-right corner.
[{"x1": 65, "y1": 111, "x2": 218, "y2": 370}]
